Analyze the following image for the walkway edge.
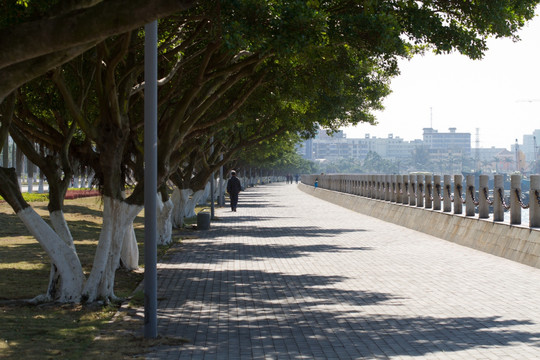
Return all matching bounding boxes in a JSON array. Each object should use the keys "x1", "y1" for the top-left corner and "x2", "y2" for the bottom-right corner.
[{"x1": 299, "y1": 183, "x2": 540, "y2": 269}]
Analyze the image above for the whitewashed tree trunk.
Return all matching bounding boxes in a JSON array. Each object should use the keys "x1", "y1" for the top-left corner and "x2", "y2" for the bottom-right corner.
[
  {"x1": 157, "y1": 193, "x2": 174, "y2": 245},
  {"x1": 198, "y1": 182, "x2": 211, "y2": 205},
  {"x1": 87, "y1": 171, "x2": 95, "y2": 189},
  {"x1": 41, "y1": 210, "x2": 80, "y2": 302},
  {"x1": 27, "y1": 174, "x2": 34, "y2": 193},
  {"x1": 38, "y1": 176, "x2": 44, "y2": 193},
  {"x1": 18, "y1": 207, "x2": 85, "y2": 303},
  {"x1": 83, "y1": 197, "x2": 142, "y2": 302},
  {"x1": 50, "y1": 210, "x2": 76, "y2": 249},
  {"x1": 120, "y1": 224, "x2": 139, "y2": 270},
  {"x1": 185, "y1": 189, "x2": 204, "y2": 219},
  {"x1": 171, "y1": 187, "x2": 192, "y2": 229},
  {"x1": 214, "y1": 179, "x2": 221, "y2": 198}
]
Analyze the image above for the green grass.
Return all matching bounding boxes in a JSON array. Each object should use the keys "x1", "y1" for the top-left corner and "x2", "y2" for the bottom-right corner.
[
  {"x1": 1, "y1": 303, "x2": 117, "y2": 359},
  {"x1": 0, "y1": 196, "x2": 205, "y2": 359}
]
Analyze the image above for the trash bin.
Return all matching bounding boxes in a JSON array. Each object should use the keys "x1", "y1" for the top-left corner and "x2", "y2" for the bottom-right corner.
[{"x1": 197, "y1": 212, "x2": 211, "y2": 230}]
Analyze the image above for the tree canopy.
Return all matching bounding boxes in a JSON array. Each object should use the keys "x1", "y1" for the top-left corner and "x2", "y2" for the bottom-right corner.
[{"x1": 0, "y1": 0, "x2": 197, "y2": 100}]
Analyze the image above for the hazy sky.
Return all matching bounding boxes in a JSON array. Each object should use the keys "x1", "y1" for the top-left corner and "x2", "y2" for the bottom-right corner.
[{"x1": 344, "y1": 10, "x2": 540, "y2": 150}]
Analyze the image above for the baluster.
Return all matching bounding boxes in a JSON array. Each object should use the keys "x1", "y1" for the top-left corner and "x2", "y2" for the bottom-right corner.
[
  {"x1": 465, "y1": 174, "x2": 475, "y2": 216},
  {"x1": 443, "y1": 175, "x2": 452, "y2": 212},
  {"x1": 396, "y1": 175, "x2": 403, "y2": 204},
  {"x1": 493, "y1": 174, "x2": 504, "y2": 222},
  {"x1": 433, "y1": 175, "x2": 442, "y2": 211},
  {"x1": 409, "y1": 175, "x2": 416, "y2": 206},
  {"x1": 385, "y1": 175, "x2": 391, "y2": 201},
  {"x1": 416, "y1": 174, "x2": 424, "y2": 207},
  {"x1": 402, "y1": 175, "x2": 409, "y2": 205},
  {"x1": 454, "y1": 174, "x2": 463, "y2": 215},
  {"x1": 510, "y1": 174, "x2": 521, "y2": 225},
  {"x1": 478, "y1": 175, "x2": 490, "y2": 219},
  {"x1": 425, "y1": 174, "x2": 433, "y2": 209},
  {"x1": 391, "y1": 175, "x2": 397, "y2": 203}
]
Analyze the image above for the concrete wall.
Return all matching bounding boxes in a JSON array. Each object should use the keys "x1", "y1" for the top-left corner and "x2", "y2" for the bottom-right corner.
[{"x1": 299, "y1": 183, "x2": 540, "y2": 269}]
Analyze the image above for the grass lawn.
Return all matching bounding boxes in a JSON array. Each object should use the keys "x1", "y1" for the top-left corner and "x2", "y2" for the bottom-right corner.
[{"x1": 0, "y1": 195, "x2": 199, "y2": 359}]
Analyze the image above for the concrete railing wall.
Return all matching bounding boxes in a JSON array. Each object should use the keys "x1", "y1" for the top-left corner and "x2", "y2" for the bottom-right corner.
[{"x1": 300, "y1": 173, "x2": 540, "y2": 269}]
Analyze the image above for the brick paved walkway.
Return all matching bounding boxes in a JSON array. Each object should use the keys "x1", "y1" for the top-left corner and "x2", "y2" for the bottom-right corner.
[{"x1": 145, "y1": 183, "x2": 540, "y2": 359}]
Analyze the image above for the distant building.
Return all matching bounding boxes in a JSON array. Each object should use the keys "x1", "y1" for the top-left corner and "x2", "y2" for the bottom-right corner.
[
  {"x1": 422, "y1": 127, "x2": 471, "y2": 157},
  {"x1": 521, "y1": 129, "x2": 540, "y2": 164},
  {"x1": 477, "y1": 147, "x2": 507, "y2": 162},
  {"x1": 494, "y1": 149, "x2": 517, "y2": 172},
  {"x1": 298, "y1": 131, "x2": 416, "y2": 161},
  {"x1": 298, "y1": 127, "x2": 476, "y2": 170}
]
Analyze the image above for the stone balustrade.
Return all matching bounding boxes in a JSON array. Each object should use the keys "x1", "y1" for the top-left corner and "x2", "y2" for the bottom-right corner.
[
  {"x1": 299, "y1": 173, "x2": 540, "y2": 268},
  {"x1": 303, "y1": 173, "x2": 540, "y2": 229}
]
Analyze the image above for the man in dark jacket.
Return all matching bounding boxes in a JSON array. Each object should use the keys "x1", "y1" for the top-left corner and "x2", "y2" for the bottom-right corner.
[{"x1": 226, "y1": 170, "x2": 242, "y2": 212}]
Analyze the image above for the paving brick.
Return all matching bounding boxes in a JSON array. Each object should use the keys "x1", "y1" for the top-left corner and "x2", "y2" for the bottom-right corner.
[{"x1": 144, "y1": 183, "x2": 540, "y2": 359}]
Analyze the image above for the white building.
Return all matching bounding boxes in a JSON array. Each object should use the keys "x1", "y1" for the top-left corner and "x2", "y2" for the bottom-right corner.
[
  {"x1": 422, "y1": 127, "x2": 471, "y2": 157},
  {"x1": 299, "y1": 131, "x2": 416, "y2": 161}
]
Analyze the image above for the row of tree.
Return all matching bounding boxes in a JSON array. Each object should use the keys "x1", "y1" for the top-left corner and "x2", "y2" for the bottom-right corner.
[{"x1": 0, "y1": 0, "x2": 538, "y2": 304}]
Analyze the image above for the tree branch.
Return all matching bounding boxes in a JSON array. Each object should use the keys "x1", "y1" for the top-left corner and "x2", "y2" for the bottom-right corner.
[
  {"x1": 0, "y1": 42, "x2": 98, "y2": 100},
  {"x1": 191, "y1": 69, "x2": 267, "y2": 133},
  {"x1": 52, "y1": 67, "x2": 96, "y2": 140},
  {"x1": 0, "y1": 0, "x2": 196, "y2": 70}
]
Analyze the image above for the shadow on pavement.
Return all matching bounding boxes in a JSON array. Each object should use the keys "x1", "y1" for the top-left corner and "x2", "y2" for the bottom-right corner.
[
  {"x1": 157, "y1": 265, "x2": 540, "y2": 358},
  {"x1": 173, "y1": 241, "x2": 373, "y2": 263},
  {"x1": 150, "y1": 184, "x2": 540, "y2": 358},
  {"x1": 205, "y1": 225, "x2": 367, "y2": 239}
]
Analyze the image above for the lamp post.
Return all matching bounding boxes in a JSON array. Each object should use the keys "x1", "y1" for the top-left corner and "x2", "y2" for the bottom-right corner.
[{"x1": 144, "y1": 20, "x2": 158, "y2": 339}]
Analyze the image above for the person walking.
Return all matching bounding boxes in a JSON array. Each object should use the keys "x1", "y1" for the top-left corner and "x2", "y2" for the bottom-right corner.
[{"x1": 226, "y1": 170, "x2": 242, "y2": 212}]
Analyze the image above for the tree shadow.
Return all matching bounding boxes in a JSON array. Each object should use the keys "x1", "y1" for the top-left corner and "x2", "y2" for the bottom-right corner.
[
  {"x1": 157, "y1": 269, "x2": 396, "y2": 311},
  {"x1": 232, "y1": 191, "x2": 287, "y2": 209},
  {"x1": 173, "y1": 240, "x2": 372, "y2": 264},
  {"x1": 0, "y1": 211, "x2": 31, "y2": 237},
  {"x1": 211, "y1": 215, "x2": 290, "y2": 223},
  {"x1": 205, "y1": 224, "x2": 367, "y2": 239},
  {"x1": 152, "y1": 266, "x2": 540, "y2": 358}
]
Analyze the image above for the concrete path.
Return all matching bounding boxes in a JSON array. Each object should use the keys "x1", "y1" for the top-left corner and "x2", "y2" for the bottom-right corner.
[{"x1": 145, "y1": 183, "x2": 540, "y2": 359}]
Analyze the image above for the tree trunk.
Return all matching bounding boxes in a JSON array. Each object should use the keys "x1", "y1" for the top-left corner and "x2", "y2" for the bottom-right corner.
[
  {"x1": 157, "y1": 193, "x2": 174, "y2": 245},
  {"x1": 198, "y1": 182, "x2": 211, "y2": 205},
  {"x1": 2, "y1": 141, "x2": 8, "y2": 167},
  {"x1": 120, "y1": 223, "x2": 139, "y2": 270},
  {"x1": 42, "y1": 210, "x2": 81, "y2": 302},
  {"x1": 27, "y1": 156, "x2": 34, "y2": 193},
  {"x1": 19, "y1": 207, "x2": 85, "y2": 302},
  {"x1": 171, "y1": 187, "x2": 192, "y2": 229},
  {"x1": 187, "y1": 189, "x2": 205, "y2": 218},
  {"x1": 0, "y1": 167, "x2": 85, "y2": 303},
  {"x1": 82, "y1": 196, "x2": 142, "y2": 302},
  {"x1": 15, "y1": 146, "x2": 23, "y2": 186}
]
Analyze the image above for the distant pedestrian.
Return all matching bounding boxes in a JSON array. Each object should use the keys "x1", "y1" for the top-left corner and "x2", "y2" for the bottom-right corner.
[
  {"x1": 227, "y1": 170, "x2": 242, "y2": 212},
  {"x1": 295, "y1": 174, "x2": 299, "y2": 183}
]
